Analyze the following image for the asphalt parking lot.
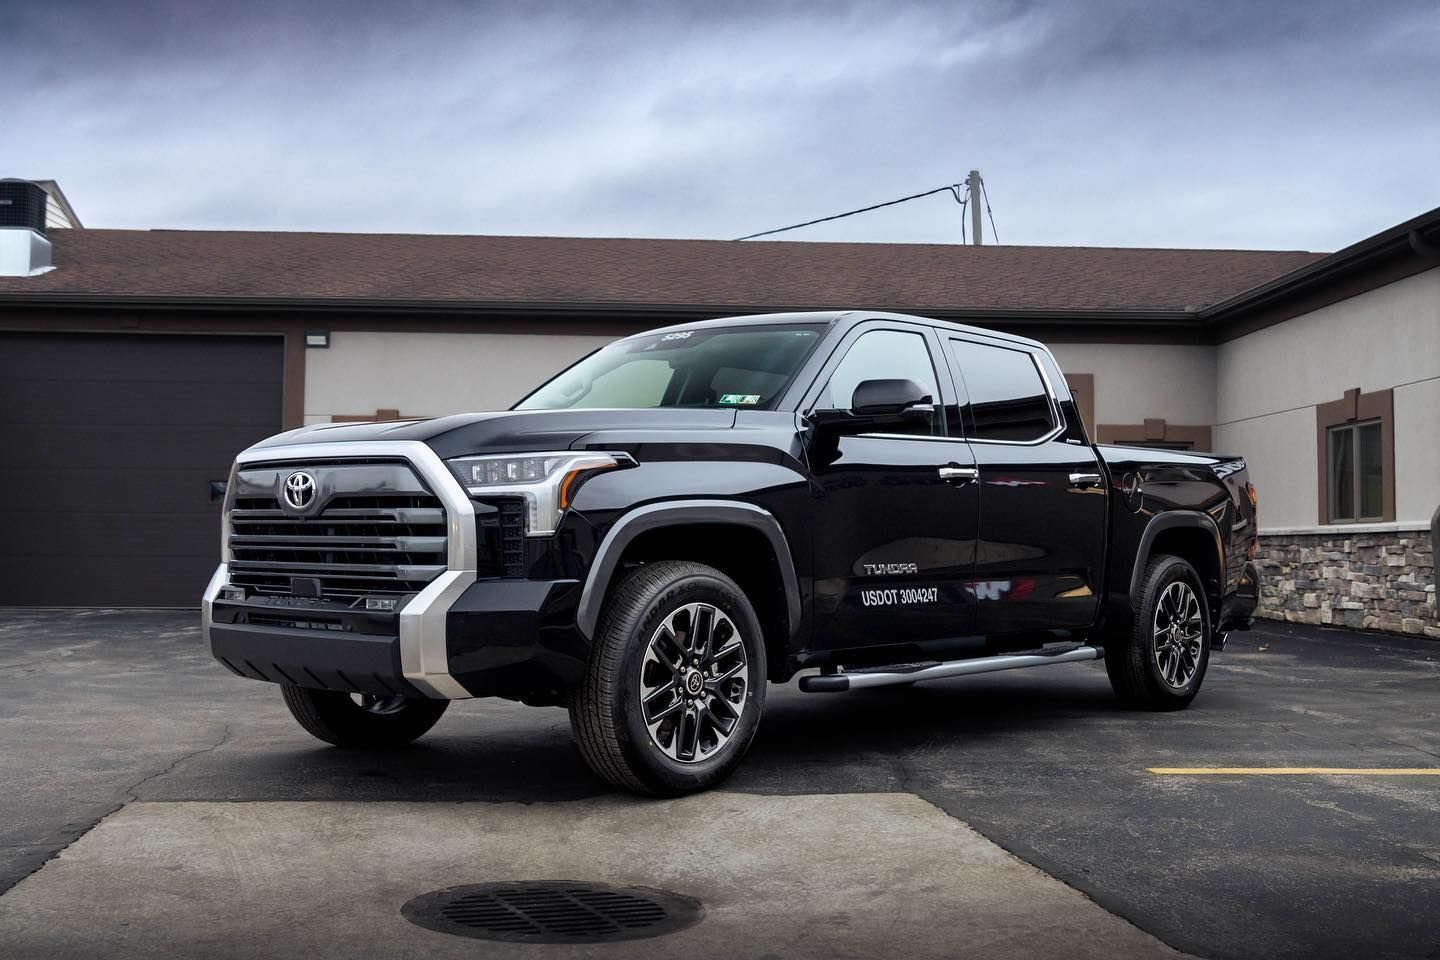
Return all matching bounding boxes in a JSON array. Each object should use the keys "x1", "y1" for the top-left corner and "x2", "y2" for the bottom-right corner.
[{"x1": 1, "y1": 611, "x2": 1437, "y2": 960}]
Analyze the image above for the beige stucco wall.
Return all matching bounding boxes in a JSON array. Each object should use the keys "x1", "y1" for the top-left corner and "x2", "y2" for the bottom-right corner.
[
  {"x1": 1212, "y1": 407, "x2": 1318, "y2": 528},
  {"x1": 306, "y1": 332, "x2": 1217, "y2": 429},
  {"x1": 299, "y1": 294, "x2": 1438, "y2": 532},
  {"x1": 303, "y1": 330, "x2": 616, "y2": 424},
  {"x1": 1395, "y1": 377, "x2": 1440, "y2": 524},
  {"x1": 1216, "y1": 268, "x2": 1440, "y2": 420},
  {"x1": 1048, "y1": 343, "x2": 1217, "y2": 426},
  {"x1": 1215, "y1": 267, "x2": 1440, "y2": 528}
]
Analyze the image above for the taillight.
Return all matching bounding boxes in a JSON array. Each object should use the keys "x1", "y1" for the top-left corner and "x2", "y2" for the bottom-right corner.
[{"x1": 1245, "y1": 482, "x2": 1258, "y2": 509}]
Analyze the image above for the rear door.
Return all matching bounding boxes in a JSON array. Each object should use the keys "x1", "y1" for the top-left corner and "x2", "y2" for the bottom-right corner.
[
  {"x1": 946, "y1": 336, "x2": 1107, "y2": 640},
  {"x1": 805, "y1": 320, "x2": 981, "y2": 651}
]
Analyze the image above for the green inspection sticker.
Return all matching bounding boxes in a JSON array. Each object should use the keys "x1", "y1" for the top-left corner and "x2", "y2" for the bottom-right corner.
[{"x1": 719, "y1": 394, "x2": 762, "y2": 405}]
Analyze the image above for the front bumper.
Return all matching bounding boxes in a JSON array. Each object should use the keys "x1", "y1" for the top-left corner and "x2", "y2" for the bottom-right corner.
[
  {"x1": 199, "y1": 439, "x2": 586, "y2": 702},
  {"x1": 203, "y1": 564, "x2": 585, "y2": 701}
]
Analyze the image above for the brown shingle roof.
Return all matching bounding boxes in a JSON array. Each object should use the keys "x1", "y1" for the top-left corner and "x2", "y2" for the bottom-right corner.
[{"x1": 0, "y1": 229, "x2": 1326, "y2": 313}]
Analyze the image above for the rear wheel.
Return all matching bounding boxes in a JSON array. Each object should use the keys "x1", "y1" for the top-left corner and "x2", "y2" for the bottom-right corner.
[
  {"x1": 569, "y1": 560, "x2": 767, "y2": 796},
  {"x1": 1105, "y1": 554, "x2": 1211, "y2": 710},
  {"x1": 281, "y1": 685, "x2": 449, "y2": 747}
]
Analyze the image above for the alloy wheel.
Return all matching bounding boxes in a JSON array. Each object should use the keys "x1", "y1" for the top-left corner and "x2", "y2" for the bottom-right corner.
[
  {"x1": 1152, "y1": 580, "x2": 1204, "y2": 689},
  {"x1": 637, "y1": 602, "x2": 749, "y2": 763}
]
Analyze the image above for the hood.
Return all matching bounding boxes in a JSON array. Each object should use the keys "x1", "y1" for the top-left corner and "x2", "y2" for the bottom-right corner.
[{"x1": 250, "y1": 408, "x2": 740, "y2": 459}]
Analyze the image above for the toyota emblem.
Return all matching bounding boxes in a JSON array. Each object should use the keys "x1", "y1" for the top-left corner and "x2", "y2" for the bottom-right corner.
[{"x1": 282, "y1": 471, "x2": 317, "y2": 510}]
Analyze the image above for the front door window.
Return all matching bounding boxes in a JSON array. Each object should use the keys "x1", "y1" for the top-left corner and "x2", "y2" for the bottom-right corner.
[{"x1": 822, "y1": 330, "x2": 943, "y2": 435}]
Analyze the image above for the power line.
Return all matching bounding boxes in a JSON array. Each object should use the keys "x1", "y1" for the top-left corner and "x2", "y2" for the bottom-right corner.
[
  {"x1": 979, "y1": 176, "x2": 999, "y2": 244},
  {"x1": 733, "y1": 184, "x2": 965, "y2": 241}
]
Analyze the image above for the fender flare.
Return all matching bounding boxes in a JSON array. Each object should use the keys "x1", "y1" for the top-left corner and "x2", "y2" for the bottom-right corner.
[
  {"x1": 1129, "y1": 511, "x2": 1225, "y2": 610},
  {"x1": 575, "y1": 499, "x2": 801, "y2": 641}
]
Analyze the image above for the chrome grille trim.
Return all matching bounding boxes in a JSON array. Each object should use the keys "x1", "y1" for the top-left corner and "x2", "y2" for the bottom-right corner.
[
  {"x1": 206, "y1": 439, "x2": 476, "y2": 700},
  {"x1": 226, "y1": 461, "x2": 448, "y2": 599}
]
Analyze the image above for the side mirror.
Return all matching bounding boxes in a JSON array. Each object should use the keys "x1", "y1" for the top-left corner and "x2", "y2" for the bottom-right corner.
[
  {"x1": 808, "y1": 379, "x2": 935, "y2": 435},
  {"x1": 851, "y1": 378, "x2": 933, "y2": 417}
]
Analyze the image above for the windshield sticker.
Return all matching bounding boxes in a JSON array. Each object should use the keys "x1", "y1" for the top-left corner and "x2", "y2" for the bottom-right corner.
[{"x1": 719, "y1": 394, "x2": 762, "y2": 405}]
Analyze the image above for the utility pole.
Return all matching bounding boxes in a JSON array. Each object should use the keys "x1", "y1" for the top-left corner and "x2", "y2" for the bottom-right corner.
[{"x1": 967, "y1": 170, "x2": 983, "y2": 245}]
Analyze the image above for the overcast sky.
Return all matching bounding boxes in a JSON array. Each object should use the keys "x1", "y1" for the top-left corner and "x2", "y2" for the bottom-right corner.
[{"x1": 6, "y1": 0, "x2": 1438, "y2": 251}]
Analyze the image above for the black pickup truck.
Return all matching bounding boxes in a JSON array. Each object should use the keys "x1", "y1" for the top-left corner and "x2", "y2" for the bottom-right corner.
[{"x1": 202, "y1": 311, "x2": 1260, "y2": 795}]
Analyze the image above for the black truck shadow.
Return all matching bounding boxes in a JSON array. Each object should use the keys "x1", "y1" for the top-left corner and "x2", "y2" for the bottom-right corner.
[{"x1": 164, "y1": 667, "x2": 1145, "y2": 804}]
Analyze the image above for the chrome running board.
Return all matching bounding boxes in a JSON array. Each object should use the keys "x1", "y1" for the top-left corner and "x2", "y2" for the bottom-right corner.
[{"x1": 798, "y1": 644, "x2": 1105, "y2": 693}]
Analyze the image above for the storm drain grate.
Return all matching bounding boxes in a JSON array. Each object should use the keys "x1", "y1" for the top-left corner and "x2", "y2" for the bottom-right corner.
[{"x1": 401, "y1": 881, "x2": 704, "y2": 943}]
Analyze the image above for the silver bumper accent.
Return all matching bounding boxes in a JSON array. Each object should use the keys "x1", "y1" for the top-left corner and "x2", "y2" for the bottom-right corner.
[
  {"x1": 200, "y1": 562, "x2": 229, "y2": 659},
  {"x1": 200, "y1": 439, "x2": 475, "y2": 700}
]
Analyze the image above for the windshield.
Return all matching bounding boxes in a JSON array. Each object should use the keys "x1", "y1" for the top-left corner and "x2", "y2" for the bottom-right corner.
[{"x1": 515, "y1": 324, "x2": 828, "y2": 411}]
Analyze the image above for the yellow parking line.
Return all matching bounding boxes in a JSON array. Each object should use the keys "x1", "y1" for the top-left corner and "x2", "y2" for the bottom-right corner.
[{"x1": 1147, "y1": 767, "x2": 1440, "y2": 776}]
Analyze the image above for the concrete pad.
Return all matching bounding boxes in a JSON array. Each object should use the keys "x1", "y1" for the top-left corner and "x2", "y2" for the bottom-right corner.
[{"x1": 0, "y1": 793, "x2": 1188, "y2": 960}]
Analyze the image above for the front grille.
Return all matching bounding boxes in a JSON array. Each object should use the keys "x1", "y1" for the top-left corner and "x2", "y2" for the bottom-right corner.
[{"x1": 228, "y1": 461, "x2": 448, "y2": 602}]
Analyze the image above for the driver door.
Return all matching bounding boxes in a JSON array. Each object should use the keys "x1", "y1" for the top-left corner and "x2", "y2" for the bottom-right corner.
[{"x1": 804, "y1": 321, "x2": 981, "y2": 652}]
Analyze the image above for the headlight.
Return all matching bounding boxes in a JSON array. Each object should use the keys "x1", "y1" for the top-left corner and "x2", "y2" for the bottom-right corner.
[{"x1": 445, "y1": 451, "x2": 632, "y2": 536}]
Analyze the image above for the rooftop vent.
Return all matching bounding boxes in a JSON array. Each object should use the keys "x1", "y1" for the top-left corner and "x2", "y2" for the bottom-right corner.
[{"x1": 0, "y1": 179, "x2": 54, "y2": 277}]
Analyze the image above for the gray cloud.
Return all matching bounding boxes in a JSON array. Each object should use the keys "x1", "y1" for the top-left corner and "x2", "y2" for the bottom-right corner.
[{"x1": 5, "y1": 0, "x2": 1437, "y2": 250}]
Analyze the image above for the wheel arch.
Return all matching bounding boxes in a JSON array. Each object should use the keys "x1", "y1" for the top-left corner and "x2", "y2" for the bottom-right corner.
[
  {"x1": 576, "y1": 500, "x2": 801, "y2": 675},
  {"x1": 1130, "y1": 512, "x2": 1224, "y2": 622}
]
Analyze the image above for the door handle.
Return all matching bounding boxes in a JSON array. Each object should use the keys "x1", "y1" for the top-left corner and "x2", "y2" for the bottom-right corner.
[
  {"x1": 1069, "y1": 472, "x2": 1104, "y2": 489},
  {"x1": 938, "y1": 465, "x2": 979, "y2": 484}
]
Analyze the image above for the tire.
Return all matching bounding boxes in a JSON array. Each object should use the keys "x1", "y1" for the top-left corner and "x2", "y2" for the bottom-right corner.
[
  {"x1": 280, "y1": 685, "x2": 449, "y2": 748},
  {"x1": 1105, "y1": 554, "x2": 1211, "y2": 710},
  {"x1": 569, "y1": 560, "x2": 768, "y2": 796}
]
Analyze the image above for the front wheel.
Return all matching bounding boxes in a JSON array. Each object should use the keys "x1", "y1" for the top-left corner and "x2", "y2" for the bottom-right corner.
[
  {"x1": 569, "y1": 561, "x2": 767, "y2": 796},
  {"x1": 281, "y1": 685, "x2": 449, "y2": 747},
  {"x1": 1105, "y1": 554, "x2": 1211, "y2": 710}
]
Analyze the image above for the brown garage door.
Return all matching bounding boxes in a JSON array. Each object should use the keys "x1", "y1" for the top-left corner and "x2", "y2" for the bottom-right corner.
[{"x1": 0, "y1": 332, "x2": 284, "y2": 606}]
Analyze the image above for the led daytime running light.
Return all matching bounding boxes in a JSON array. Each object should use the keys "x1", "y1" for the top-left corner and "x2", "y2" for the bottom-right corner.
[{"x1": 445, "y1": 451, "x2": 631, "y2": 536}]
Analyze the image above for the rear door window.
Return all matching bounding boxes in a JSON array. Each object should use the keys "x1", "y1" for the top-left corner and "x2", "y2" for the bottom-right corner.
[{"x1": 949, "y1": 340, "x2": 1057, "y2": 442}]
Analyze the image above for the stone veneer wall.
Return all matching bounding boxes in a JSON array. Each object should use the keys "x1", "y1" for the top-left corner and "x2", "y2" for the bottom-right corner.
[{"x1": 1255, "y1": 531, "x2": 1437, "y2": 638}]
